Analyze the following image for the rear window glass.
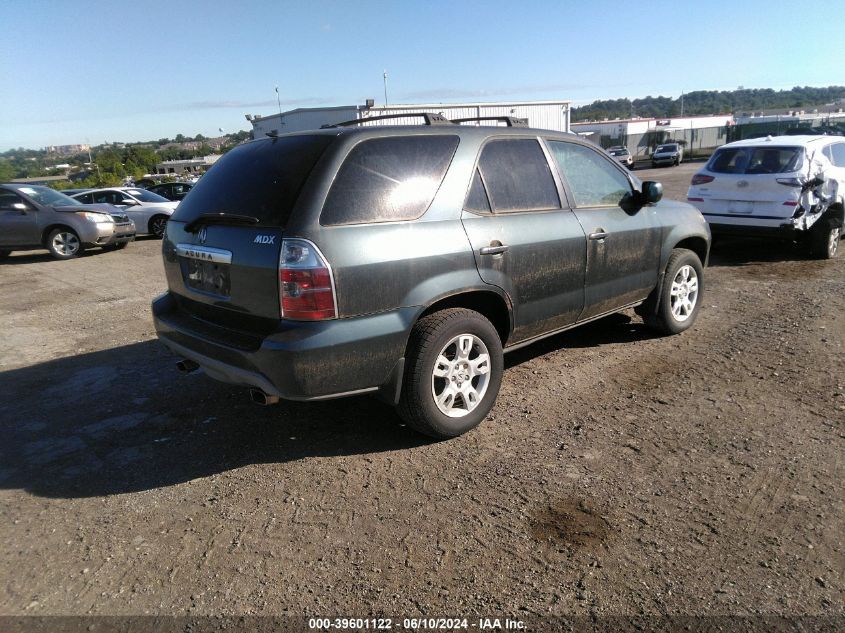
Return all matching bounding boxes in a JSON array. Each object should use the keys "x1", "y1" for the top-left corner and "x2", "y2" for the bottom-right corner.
[
  {"x1": 321, "y1": 135, "x2": 459, "y2": 226},
  {"x1": 171, "y1": 135, "x2": 335, "y2": 227},
  {"x1": 708, "y1": 147, "x2": 803, "y2": 174},
  {"x1": 656, "y1": 145, "x2": 677, "y2": 153}
]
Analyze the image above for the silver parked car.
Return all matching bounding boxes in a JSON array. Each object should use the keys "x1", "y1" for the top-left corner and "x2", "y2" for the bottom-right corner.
[
  {"x1": 71, "y1": 187, "x2": 178, "y2": 238},
  {"x1": 0, "y1": 184, "x2": 135, "y2": 260},
  {"x1": 607, "y1": 146, "x2": 634, "y2": 169}
]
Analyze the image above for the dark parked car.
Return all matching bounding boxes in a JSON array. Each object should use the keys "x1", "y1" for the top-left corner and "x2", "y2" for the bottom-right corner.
[
  {"x1": 153, "y1": 116, "x2": 710, "y2": 438},
  {"x1": 0, "y1": 184, "x2": 134, "y2": 259},
  {"x1": 147, "y1": 181, "x2": 194, "y2": 201}
]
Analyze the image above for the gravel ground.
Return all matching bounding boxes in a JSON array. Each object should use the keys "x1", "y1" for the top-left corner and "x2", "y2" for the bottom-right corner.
[{"x1": 0, "y1": 163, "x2": 842, "y2": 626}]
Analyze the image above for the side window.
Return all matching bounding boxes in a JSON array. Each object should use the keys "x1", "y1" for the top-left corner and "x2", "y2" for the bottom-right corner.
[
  {"x1": 831, "y1": 143, "x2": 845, "y2": 168},
  {"x1": 464, "y1": 168, "x2": 491, "y2": 213},
  {"x1": 476, "y1": 139, "x2": 560, "y2": 213},
  {"x1": 0, "y1": 191, "x2": 24, "y2": 210},
  {"x1": 321, "y1": 135, "x2": 459, "y2": 226},
  {"x1": 76, "y1": 193, "x2": 93, "y2": 204},
  {"x1": 548, "y1": 141, "x2": 632, "y2": 207},
  {"x1": 823, "y1": 145, "x2": 834, "y2": 162}
]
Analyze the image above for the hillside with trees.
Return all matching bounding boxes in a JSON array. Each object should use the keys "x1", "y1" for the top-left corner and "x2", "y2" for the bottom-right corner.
[
  {"x1": 0, "y1": 129, "x2": 252, "y2": 187},
  {"x1": 572, "y1": 85, "x2": 845, "y2": 122}
]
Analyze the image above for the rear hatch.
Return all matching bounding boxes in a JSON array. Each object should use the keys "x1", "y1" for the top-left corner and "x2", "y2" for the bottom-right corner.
[
  {"x1": 691, "y1": 145, "x2": 805, "y2": 218},
  {"x1": 161, "y1": 134, "x2": 336, "y2": 341}
]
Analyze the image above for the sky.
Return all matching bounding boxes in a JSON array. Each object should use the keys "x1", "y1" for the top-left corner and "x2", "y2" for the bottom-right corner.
[{"x1": 2, "y1": 0, "x2": 843, "y2": 151}]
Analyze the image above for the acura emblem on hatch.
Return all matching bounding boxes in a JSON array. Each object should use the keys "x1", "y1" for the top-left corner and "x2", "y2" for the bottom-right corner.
[{"x1": 198, "y1": 227, "x2": 207, "y2": 243}]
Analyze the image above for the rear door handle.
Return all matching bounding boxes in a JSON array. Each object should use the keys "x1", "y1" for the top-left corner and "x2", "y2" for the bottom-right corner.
[
  {"x1": 589, "y1": 230, "x2": 609, "y2": 241},
  {"x1": 479, "y1": 244, "x2": 509, "y2": 255}
]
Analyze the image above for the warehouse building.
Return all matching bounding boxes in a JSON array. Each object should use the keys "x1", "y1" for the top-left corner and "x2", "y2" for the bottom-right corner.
[
  {"x1": 248, "y1": 100, "x2": 572, "y2": 136},
  {"x1": 570, "y1": 115, "x2": 735, "y2": 161}
]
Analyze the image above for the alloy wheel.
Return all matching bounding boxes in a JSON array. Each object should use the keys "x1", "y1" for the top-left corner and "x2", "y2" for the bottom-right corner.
[
  {"x1": 431, "y1": 333, "x2": 491, "y2": 417},
  {"x1": 53, "y1": 232, "x2": 80, "y2": 256},
  {"x1": 670, "y1": 265, "x2": 699, "y2": 322}
]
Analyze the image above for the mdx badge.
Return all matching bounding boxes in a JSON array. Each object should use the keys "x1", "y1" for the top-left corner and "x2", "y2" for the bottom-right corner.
[{"x1": 254, "y1": 235, "x2": 276, "y2": 244}]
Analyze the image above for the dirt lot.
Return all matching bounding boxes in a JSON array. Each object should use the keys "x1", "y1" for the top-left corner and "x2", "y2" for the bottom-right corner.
[{"x1": 1, "y1": 162, "x2": 843, "y2": 626}]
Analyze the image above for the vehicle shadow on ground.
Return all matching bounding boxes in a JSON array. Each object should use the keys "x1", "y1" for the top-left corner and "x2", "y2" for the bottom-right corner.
[
  {"x1": 708, "y1": 236, "x2": 814, "y2": 266},
  {"x1": 0, "y1": 313, "x2": 661, "y2": 500},
  {"x1": 0, "y1": 341, "x2": 429, "y2": 499},
  {"x1": 1, "y1": 249, "x2": 103, "y2": 265}
]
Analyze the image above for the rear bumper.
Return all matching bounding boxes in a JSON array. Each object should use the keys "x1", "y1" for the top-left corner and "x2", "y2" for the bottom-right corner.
[
  {"x1": 705, "y1": 219, "x2": 798, "y2": 239},
  {"x1": 152, "y1": 292, "x2": 413, "y2": 402}
]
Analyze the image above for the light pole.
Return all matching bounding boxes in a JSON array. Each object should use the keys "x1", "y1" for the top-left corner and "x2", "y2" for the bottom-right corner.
[
  {"x1": 383, "y1": 70, "x2": 388, "y2": 106},
  {"x1": 275, "y1": 86, "x2": 283, "y2": 119}
]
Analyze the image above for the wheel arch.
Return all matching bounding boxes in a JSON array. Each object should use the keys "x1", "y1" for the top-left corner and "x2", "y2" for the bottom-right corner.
[
  {"x1": 672, "y1": 235, "x2": 709, "y2": 266},
  {"x1": 41, "y1": 223, "x2": 78, "y2": 245},
  {"x1": 416, "y1": 289, "x2": 513, "y2": 347},
  {"x1": 824, "y1": 203, "x2": 844, "y2": 227}
]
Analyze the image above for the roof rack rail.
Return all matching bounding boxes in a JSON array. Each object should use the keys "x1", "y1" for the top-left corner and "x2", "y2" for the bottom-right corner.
[
  {"x1": 321, "y1": 112, "x2": 453, "y2": 129},
  {"x1": 451, "y1": 116, "x2": 529, "y2": 128}
]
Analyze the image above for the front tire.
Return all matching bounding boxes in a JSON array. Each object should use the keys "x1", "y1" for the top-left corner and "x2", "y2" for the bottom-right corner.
[
  {"x1": 397, "y1": 308, "x2": 504, "y2": 439},
  {"x1": 639, "y1": 248, "x2": 704, "y2": 335},
  {"x1": 149, "y1": 215, "x2": 168, "y2": 239},
  {"x1": 46, "y1": 228, "x2": 83, "y2": 260},
  {"x1": 809, "y1": 218, "x2": 840, "y2": 259}
]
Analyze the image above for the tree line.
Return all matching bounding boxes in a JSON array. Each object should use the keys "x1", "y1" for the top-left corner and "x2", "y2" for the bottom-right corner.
[
  {"x1": 572, "y1": 85, "x2": 845, "y2": 122},
  {"x1": 0, "y1": 130, "x2": 253, "y2": 187}
]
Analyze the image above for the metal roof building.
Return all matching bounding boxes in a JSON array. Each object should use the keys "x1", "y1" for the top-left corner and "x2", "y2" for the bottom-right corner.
[{"x1": 248, "y1": 100, "x2": 572, "y2": 136}]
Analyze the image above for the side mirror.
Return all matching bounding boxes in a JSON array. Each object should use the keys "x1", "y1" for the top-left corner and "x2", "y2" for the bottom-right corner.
[
  {"x1": 641, "y1": 181, "x2": 663, "y2": 205},
  {"x1": 121, "y1": 198, "x2": 139, "y2": 206},
  {"x1": 12, "y1": 202, "x2": 30, "y2": 214}
]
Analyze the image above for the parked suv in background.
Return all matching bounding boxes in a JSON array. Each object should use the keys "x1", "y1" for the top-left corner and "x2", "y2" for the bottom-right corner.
[
  {"x1": 71, "y1": 187, "x2": 178, "y2": 237},
  {"x1": 687, "y1": 135, "x2": 844, "y2": 258},
  {"x1": 607, "y1": 146, "x2": 634, "y2": 169},
  {"x1": 0, "y1": 184, "x2": 135, "y2": 259},
  {"x1": 153, "y1": 116, "x2": 710, "y2": 438},
  {"x1": 652, "y1": 142, "x2": 684, "y2": 167}
]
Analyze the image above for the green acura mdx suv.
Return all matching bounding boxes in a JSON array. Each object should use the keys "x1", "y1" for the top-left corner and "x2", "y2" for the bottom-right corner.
[{"x1": 153, "y1": 115, "x2": 710, "y2": 438}]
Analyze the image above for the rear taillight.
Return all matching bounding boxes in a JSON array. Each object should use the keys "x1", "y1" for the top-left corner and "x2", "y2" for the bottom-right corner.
[
  {"x1": 690, "y1": 174, "x2": 714, "y2": 185},
  {"x1": 279, "y1": 238, "x2": 336, "y2": 320}
]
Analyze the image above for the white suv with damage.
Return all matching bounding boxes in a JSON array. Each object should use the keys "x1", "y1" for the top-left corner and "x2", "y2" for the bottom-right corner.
[{"x1": 687, "y1": 135, "x2": 844, "y2": 258}]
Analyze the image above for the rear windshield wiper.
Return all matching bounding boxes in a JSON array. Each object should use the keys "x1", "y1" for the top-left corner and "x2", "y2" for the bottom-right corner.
[{"x1": 184, "y1": 212, "x2": 260, "y2": 233}]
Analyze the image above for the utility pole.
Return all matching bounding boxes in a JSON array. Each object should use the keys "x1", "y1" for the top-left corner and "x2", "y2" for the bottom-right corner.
[
  {"x1": 383, "y1": 70, "x2": 389, "y2": 106},
  {"x1": 275, "y1": 86, "x2": 283, "y2": 120},
  {"x1": 680, "y1": 91, "x2": 684, "y2": 117}
]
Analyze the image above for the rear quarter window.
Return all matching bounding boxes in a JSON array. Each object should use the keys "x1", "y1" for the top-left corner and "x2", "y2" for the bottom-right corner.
[
  {"x1": 320, "y1": 135, "x2": 459, "y2": 226},
  {"x1": 171, "y1": 135, "x2": 336, "y2": 227}
]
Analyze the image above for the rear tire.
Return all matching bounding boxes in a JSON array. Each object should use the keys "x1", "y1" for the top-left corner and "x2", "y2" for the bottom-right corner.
[
  {"x1": 397, "y1": 308, "x2": 503, "y2": 439},
  {"x1": 809, "y1": 218, "x2": 840, "y2": 259},
  {"x1": 639, "y1": 248, "x2": 704, "y2": 335},
  {"x1": 46, "y1": 228, "x2": 83, "y2": 260}
]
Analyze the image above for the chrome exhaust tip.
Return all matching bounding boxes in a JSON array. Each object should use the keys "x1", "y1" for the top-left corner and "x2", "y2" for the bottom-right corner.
[
  {"x1": 249, "y1": 388, "x2": 280, "y2": 406},
  {"x1": 176, "y1": 359, "x2": 200, "y2": 374}
]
